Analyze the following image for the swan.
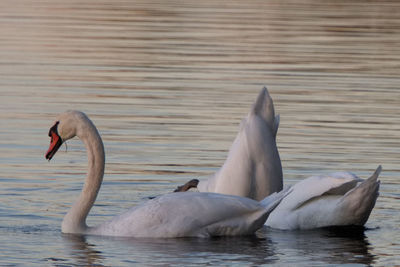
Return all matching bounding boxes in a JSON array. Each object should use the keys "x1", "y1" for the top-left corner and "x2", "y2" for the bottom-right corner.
[
  {"x1": 197, "y1": 87, "x2": 283, "y2": 200},
  {"x1": 265, "y1": 167, "x2": 381, "y2": 230},
  {"x1": 191, "y1": 87, "x2": 381, "y2": 230},
  {"x1": 45, "y1": 110, "x2": 289, "y2": 238}
]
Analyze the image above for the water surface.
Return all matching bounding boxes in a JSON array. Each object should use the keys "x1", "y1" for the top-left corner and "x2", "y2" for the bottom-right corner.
[{"x1": 0, "y1": 0, "x2": 399, "y2": 266}]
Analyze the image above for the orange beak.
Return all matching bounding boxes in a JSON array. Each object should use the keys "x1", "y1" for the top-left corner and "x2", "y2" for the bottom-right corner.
[{"x1": 45, "y1": 122, "x2": 62, "y2": 161}]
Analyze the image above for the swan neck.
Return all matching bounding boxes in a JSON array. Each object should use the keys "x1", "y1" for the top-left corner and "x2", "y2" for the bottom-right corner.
[{"x1": 62, "y1": 119, "x2": 105, "y2": 234}]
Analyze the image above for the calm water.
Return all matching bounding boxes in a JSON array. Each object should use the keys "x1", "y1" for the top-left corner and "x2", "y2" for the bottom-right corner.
[{"x1": 0, "y1": 0, "x2": 399, "y2": 265}]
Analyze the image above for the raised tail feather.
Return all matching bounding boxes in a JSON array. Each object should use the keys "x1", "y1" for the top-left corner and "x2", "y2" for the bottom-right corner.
[
  {"x1": 252, "y1": 87, "x2": 280, "y2": 138},
  {"x1": 338, "y1": 165, "x2": 381, "y2": 226}
]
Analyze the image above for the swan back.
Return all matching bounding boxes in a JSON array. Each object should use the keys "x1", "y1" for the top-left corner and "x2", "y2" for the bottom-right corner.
[
  {"x1": 277, "y1": 171, "x2": 362, "y2": 212},
  {"x1": 198, "y1": 87, "x2": 283, "y2": 200}
]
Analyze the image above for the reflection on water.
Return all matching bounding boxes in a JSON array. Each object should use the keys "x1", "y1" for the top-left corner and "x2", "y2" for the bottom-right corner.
[
  {"x1": 59, "y1": 226, "x2": 374, "y2": 266},
  {"x1": 61, "y1": 235, "x2": 105, "y2": 266},
  {"x1": 267, "y1": 227, "x2": 375, "y2": 266},
  {"x1": 0, "y1": 0, "x2": 399, "y2": 266},
  {"x1": 63, "y1": 233, "x2": 274, "y2": 266}
]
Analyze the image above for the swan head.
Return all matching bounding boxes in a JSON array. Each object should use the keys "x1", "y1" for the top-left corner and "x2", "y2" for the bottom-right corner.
[{"x1": 45, "y1": 110, "x2": 90, "y2": 160}]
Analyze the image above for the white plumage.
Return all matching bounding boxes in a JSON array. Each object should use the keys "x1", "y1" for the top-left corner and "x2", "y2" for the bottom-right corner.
[
  {"x1": 46, "y1": 110, "x2": 287, "y2": 238},
  {"x1": 197, "y1": 87, "x2": 381, "y2": 230},
  {"x1": 198, "y1": 87, "x2": 283, "y2": 201},
  {"x1": 265, "y1": 167, "x2": 381, "y2": 230}
]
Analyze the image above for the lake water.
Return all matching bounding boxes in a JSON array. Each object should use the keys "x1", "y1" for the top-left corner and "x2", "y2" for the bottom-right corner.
[{"x1": 0, "y1": 0, "x2": 399, "y2": 265}]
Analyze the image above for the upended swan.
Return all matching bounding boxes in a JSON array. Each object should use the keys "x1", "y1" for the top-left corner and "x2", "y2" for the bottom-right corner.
[
  {"x1": 192, "y1": 87, "x2": 381, "y2": 230},
  {"x1": 45, "y1": 110, "x2": 288, "y2": 238},
  {"x1": 197, "y1": 87, "x2": 283, "y2": 200}
]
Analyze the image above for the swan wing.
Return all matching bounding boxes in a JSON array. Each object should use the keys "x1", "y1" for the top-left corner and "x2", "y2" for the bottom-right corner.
[
  {"x1": 91, "y1": 192, "x2": 270, "y2": 238},
  {"x1": 266, "y1": 166, "x2": 381, "y2": 230},
  {"x1": 277, "y1": 171, "x2": 362, "y2": 212}
]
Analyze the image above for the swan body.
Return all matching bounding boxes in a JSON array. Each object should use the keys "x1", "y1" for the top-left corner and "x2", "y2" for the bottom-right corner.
[
  {"x1": 195, "y1": 87, "x2": 381, "y2": 230},
  {"x1": 197, "y1": 87, "x2": 283, "y2": 200},
  {"x1": 265, "y1": 167, "x2": 381, "y2": 230},
  {"x1": 45, "y1": 110, "x2": 287, "y2": 238},
  {"x1": 87, "y1": 191, "x2": 286, "y2": 238}
]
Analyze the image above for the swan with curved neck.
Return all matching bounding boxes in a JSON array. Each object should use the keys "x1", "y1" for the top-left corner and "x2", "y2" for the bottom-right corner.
[
  {"x1": 193, "y1": 87, "x2": 381, "y2": 230},
  {"x1": 45, "y1": 110, "x2": 288, "y2": 237},
  {"x1": 46, "y1": 111, "x2": 104, "y2": 233}
]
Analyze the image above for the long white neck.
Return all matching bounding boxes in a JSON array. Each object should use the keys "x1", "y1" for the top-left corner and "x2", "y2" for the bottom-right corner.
[{"x1": 62, "y1": 119, "x2": 105, "y2": 234}]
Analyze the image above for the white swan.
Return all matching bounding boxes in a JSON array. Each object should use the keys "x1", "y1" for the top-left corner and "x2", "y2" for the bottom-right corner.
[
  {"x1": 197, "y1": 87, "x2": 283, "y2": 200},
  {"x1": 45, "y1": 110, "x2": 288, "y2": 238},
  {"x1": 195, "y1": 87, "x2": 381, "y2": 230},
  {"x1": 265, "y1": 167, "x2": 381, "y2": 230}
]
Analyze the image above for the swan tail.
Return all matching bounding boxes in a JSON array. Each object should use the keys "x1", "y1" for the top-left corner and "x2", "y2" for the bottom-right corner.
[
  {"x1": 252, "y1": 87, "x2": 280, "y2": 137},
  {"x1": 260, "y1": 186, "x2": 292, "y2": 214},
  {"x1": 338, "y1": 165, "x2": 381, "y2": 226}
]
